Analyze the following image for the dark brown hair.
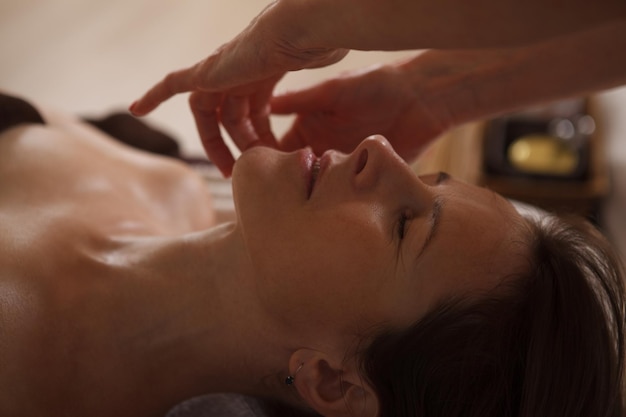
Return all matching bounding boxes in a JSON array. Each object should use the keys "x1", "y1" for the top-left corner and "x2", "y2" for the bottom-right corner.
[{"x1": 360, "y1": 213, "x2": 625, "y2": 417}]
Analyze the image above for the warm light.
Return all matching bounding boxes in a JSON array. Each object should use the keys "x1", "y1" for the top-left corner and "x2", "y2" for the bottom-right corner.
[{"x1": 508, "y1": 134, "x2": 578, "y2": 175}]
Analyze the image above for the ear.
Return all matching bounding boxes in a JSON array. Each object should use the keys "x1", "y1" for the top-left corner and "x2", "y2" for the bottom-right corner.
[{"x1": 288, "y1": 349, "x2": 379, "y2": 417}]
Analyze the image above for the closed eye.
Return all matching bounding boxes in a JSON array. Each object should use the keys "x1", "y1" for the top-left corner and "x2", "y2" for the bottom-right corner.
[
  {"x1": 419, "y1": 171, "x2": 450, "y2": 186},
  {"x1": 397, "y1": 172, "x2": 449, "y2": 245},
  {"x1": 436, "y1": 171, "x2": 450, "y2": 184},
  {"x1": 397, "y1": 209, "x2": 412, "y2": 240}
]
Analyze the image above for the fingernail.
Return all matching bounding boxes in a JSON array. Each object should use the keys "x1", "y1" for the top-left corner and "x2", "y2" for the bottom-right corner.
[{"x1": 129, "y1": 100, "x2": 138, "y2": 115}]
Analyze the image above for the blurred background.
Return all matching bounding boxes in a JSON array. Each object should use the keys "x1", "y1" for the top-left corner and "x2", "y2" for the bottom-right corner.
[
  {"x1": 2, "y1": 0, "x2": 626, "y2": 259},
  {"x1": 0, "y1": 0, "x2": 416, "y2": 156}
]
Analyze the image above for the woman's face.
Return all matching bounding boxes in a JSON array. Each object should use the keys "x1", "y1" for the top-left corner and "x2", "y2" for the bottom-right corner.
[{"x1": 232, "y1": 136, "x2": 527, "y2": 335}]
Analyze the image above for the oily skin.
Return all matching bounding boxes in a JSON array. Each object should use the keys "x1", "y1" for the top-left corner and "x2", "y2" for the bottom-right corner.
[
  {"x1": 0, "y1": 106, "x2": 526, "y2": 416},
  {"x1": 232, "y1": 135, "x2": 528, "y2": 338}
]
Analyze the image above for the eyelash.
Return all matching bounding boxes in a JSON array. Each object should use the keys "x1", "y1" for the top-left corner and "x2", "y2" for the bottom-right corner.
[{"x1": 397, "y1": 210, "x2": 411, "y2": 240}]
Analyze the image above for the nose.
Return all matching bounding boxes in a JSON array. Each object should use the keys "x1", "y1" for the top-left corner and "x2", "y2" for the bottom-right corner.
[{"x1": 352, "y1": 135, "x2": 414, "y2": 191}]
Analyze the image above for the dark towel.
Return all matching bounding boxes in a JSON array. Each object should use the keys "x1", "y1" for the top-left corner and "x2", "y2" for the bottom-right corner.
[{"x1": 0, "y1": 93, "x2": 46, "y2": 134}]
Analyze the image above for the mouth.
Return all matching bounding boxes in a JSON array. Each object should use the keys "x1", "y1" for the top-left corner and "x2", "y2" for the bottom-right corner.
[
  {"x1": 310, "y1": 158, "x2": 321, "y2": 190},
  {"x1": 301, "y1": 149, "x2": 330, "y2": 199},
  {"x1": 308, "y1": 151, "x2": 331, "y2": 199},
  {"x1": 305, "y1": 156, "x2": 320, "y2": 200}
]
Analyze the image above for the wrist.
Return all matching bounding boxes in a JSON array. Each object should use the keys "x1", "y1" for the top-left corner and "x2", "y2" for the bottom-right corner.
[
  {"x1": 267, "y1": 0, "x2": 387, "y2": 50},
  {"x1": 396, "y1": 49, "x2": 527, "y2": 129},
  {"x1": 264, "y1": 0, "x2": 336, "y2": 48},
  {"x1": 256, "y1": 0, "x2": 348, "y2": 69}
]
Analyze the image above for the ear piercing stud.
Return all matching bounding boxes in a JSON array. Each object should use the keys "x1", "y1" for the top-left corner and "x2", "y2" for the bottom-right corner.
[{"x1": 285, "y1": 363, "x2": 304, "y2": 386}]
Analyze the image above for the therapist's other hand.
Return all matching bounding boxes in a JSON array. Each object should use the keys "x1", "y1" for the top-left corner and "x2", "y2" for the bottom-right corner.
[
  {"x1": 273, "y1": 47, "x2": 538, "y2": 162},
  {"x1": 130, "y1": 2, "x2": 348, "y2": 176},
  {"x1": 272, "y1": 61, "x2": 449, "y2": 162}
]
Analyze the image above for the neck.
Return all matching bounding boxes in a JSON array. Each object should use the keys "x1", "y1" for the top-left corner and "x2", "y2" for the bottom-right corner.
[{"x1": 106, "y1": 223, "x2": 296, "y2": 415}]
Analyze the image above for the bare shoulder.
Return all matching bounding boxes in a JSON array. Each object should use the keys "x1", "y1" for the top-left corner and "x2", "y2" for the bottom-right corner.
[{"x1": 0, "y1": 105, "x2": 216, "y2": 234}]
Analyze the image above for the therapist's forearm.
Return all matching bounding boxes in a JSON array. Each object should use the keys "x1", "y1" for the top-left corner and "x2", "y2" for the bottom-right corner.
[
  {"x1": 271, "y1": 0, "x2": 626, "y2": 51},
  {"x1": 401, "y1": 21, "x2": 626, "y2": 129}
]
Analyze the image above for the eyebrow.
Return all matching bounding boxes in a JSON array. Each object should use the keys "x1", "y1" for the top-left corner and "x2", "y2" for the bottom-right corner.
[{"x1": 414, "y1": 172, "x2": 449, "y2": 260}]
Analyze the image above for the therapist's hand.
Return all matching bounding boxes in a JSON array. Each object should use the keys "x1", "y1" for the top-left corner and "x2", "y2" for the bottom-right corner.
[
  {"x1": 130, "y1": 2, "x2": 348, "y2": 176},
  {"x1": 272, "y1": 58, "x2": 451, "y2": 162},
  {"x1": 272, "y1": 47, "x2": 538, "y2": 161}
]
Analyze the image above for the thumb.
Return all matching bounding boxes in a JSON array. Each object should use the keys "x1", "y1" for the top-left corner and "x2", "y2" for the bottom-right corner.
[{"x1": 271, "y1": 84, "x2": 333, "y2": 114}]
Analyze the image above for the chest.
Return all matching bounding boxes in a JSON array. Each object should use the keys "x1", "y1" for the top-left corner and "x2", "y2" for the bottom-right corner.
[{"x1": 0, "y1": 125, "x2": 215, "y2": 236}]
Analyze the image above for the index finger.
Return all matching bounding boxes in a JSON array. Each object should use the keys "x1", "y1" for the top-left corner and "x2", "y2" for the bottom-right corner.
[{"x1": 130, "y1": 66, "x2": 197, "y2": 116}]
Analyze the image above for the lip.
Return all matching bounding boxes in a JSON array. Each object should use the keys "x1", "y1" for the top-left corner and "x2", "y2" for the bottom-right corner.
[
  {"x1": 309, "y1": 151, "x2": 331, "y2": 199},
  {"x1": 299, "y1": 148, "x2": 316, "y2": 199},
  {"x1": 299, "y1": 148, "x2": 331, "y2": 199}
]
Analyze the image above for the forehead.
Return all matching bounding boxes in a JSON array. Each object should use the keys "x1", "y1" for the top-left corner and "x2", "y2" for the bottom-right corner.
[
  {"x1": 446, "y1": 180, "x2": 518, "y2": 232},
  {"x1": 445, "y1": 179, "x2": 525, "y2": 260}
]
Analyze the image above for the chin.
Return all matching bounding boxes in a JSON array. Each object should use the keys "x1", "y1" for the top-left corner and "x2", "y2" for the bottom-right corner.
[
  {"x1": 232, "y1": 147, "x2": 275, "y2": 202},
  {"x1": 233, "y1": 146, "x2": 304, "y2": 208},
  {"x1": 231, "y1": 147, "x2": 291, "y2": 239}
]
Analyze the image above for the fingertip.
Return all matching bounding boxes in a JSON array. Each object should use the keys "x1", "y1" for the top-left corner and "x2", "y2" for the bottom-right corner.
[
  {"x1": 269, "y1": 95, "x2": 292, "y2": 114},
  {"x1": 203, "y1": 144, "x2": 236, "y2": 179},
  {"x1": 129, "y1": 98, "x2": 152, "y2": 117},
  {"x1": 216, "y1": 161, "x2": 233, "y2": 178},
  {"x1": 222, "y1": 168, "x2": 233, "y2": 178},
  {"x1": 128, "y1": 100, "x2": 139, "y2": 116}
]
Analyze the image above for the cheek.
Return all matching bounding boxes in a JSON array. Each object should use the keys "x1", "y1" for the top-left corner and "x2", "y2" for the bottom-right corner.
[
  {"x1": 251, "y1": 212, "x2": 394, "y2": 328},
  {"x1": 250, "y1": 203, "x2": 386, "y2": 271}
]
